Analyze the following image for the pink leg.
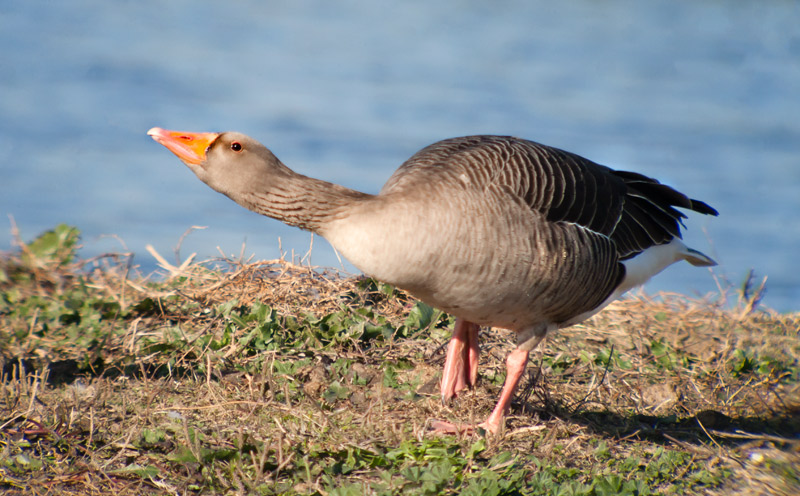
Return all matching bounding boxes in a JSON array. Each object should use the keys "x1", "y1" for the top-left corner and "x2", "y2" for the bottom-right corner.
[
  {"x1": 477, "y1": 348, "x2": 529, "y2": 433},
  {"x1": 466, "y1": 323, "x2": 479, "y2": 387},
  {"x1": 440, "y1": 319, "x2": 481, "y2": 401},
  {"x1": 432, "y1": 347, "x2": 530, "y2": 435}
]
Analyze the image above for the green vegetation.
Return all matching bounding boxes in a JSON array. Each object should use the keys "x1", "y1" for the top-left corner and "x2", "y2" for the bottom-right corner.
[{"x1": 1, "y1": 225, "x2": 798, "y2": 495}]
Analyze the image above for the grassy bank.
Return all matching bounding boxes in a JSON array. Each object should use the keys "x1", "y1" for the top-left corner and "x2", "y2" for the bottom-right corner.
[{"x1": 1, "y1": 225, "x2": 798, "y2": 495}]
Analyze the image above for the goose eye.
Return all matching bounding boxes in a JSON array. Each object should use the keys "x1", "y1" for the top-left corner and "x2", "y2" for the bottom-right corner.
[{"x1": 230, "y1": 142, "x2": 243, "y2": 152}]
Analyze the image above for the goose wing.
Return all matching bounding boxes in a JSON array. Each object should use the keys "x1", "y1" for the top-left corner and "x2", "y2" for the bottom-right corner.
[{"x1": 382, "y1": 135, "x2": 718, "y2": 260}]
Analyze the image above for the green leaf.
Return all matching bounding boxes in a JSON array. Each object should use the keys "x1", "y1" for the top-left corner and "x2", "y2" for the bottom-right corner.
[
  {"x1": 404, "y1": 302, "x2": 436, "y2": 329},
  {"x1": 24, "y1": 224, "x2": 81, "y2": 266},
  {"x1": 323, "y1": 380, "x2": 350, "y2": 403},
  {"x1": 168, "y1": 445, "x2": 199, "y2": 463},
  {"x1": 466, "y1": 438, "x2": 486, "y2": 460},
  {"x1": 383, "y1": 364, "x2": 400, "y2": 388},
  {"x1": 141, "y1": 428, "x2": 166, "y2": 444},
  {"x1": 110, "y1": 464, "x2": 160, "y2": 479}
]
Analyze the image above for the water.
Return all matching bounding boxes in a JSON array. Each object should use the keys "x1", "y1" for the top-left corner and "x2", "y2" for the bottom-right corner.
[{"x1": 1, "y1": 1, "x2": 798, "y2": 312}]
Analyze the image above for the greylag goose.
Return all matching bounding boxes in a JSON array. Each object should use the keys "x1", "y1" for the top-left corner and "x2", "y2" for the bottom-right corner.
[{"x1": 148, "y1": 128, "x2": 718, "y2": 434}]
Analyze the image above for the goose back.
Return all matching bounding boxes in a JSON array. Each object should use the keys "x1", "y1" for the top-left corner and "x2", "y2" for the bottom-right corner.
[{"x1": 381, "y1": 136, "x2": 718, "y2": 262}]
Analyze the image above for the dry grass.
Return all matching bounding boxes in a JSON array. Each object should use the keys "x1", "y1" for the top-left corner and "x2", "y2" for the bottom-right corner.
[{"x1": 1, "y1": 227, "x2": 798, "y2": 495}]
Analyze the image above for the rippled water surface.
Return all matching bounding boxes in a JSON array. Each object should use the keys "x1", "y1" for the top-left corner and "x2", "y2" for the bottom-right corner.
[{"x1": 1, "y1": 1, "x2": 798, "y2": 311}]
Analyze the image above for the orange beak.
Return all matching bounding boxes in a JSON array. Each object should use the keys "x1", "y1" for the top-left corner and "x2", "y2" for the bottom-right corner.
[{"x1": 147, "y1": 127, "x2": 220, "y2": 165}]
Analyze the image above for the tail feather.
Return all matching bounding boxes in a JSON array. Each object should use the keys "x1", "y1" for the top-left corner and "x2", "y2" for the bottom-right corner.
[{"x1": 683, "y1": 247, "x2": 717, "y2": 267}]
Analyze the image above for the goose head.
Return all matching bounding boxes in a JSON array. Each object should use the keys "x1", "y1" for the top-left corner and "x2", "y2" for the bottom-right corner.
[{"x1": 147, "y1": 127, "x2": 292, "y2": 201}]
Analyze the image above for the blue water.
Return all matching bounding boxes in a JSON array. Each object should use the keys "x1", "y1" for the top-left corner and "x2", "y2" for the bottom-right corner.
[{"x1": 1, "y1": 1, "x2": 798, "y2": 312}]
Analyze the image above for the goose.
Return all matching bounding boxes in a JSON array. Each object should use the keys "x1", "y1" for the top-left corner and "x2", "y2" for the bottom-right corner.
[{"x1": 148, "y1": 127, "x2": 718, "y2": 434}]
